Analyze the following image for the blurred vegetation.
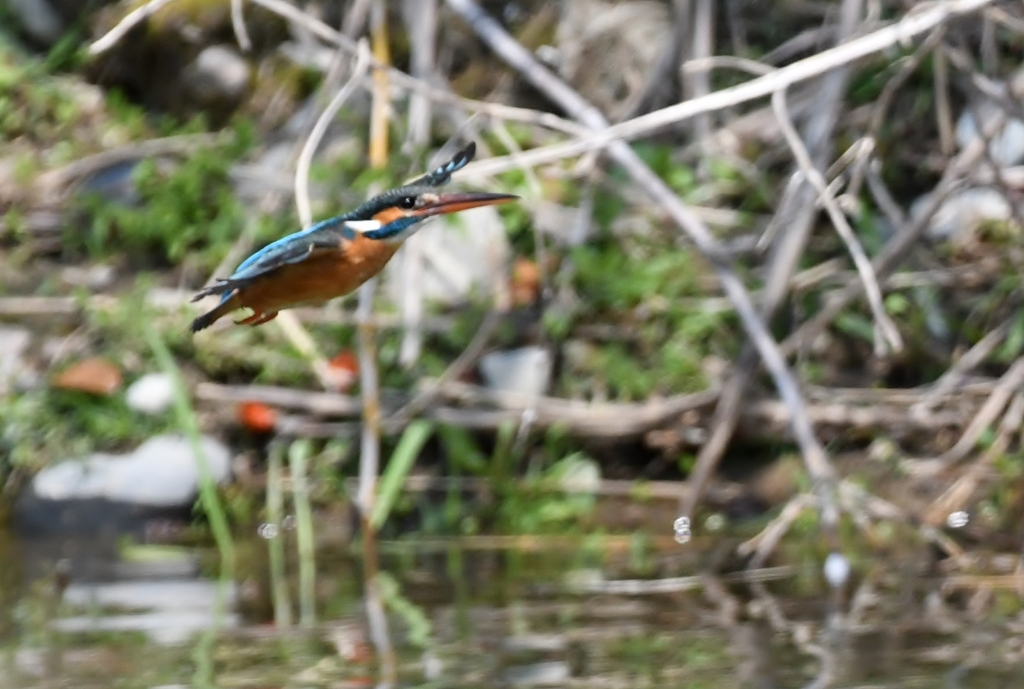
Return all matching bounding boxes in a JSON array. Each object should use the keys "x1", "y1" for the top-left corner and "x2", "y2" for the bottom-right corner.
[
  {"x1": 4, "y1": 6, "x2": 1024, "y2": 689},
  {"x1": 0, "y1": 1, "x2": 1023, "y2": 558}
]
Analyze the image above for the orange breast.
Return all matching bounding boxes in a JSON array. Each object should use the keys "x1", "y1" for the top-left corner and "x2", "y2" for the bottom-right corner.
[{"x1": 236, "y1": 236, "x2": 400, "y2": 313}]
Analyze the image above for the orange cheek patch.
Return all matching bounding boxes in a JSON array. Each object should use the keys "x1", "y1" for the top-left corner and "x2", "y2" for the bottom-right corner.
[{"x1": 372, "y1": 207, "x2": 406, "y2": 225}]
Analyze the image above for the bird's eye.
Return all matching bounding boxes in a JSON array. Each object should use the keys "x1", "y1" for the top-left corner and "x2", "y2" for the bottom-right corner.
[{"x1": 398, "y1": 196, "x2": 417, "y2": 209}]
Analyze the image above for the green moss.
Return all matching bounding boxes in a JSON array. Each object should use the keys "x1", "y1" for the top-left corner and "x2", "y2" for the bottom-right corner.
[
  {"x1": 76, "y1": 140, "x2": 247, "y2": 267},
  {"x1": 0, "y1": 47, "x2": 84, "y2": 143},
  {"x1": 563, "y1": 237, "x2": 731, "y2": 400}
]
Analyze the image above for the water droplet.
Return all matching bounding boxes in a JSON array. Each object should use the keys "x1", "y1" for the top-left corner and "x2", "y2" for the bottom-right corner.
[
  {"x1": 704, "y1": 513, "x2": 726, "y2": 532},
  {"x1": 823, "y1": 552, "x2": 850, "y2": 588},
  {"x1": 673, "y1": 516, "x2": 691, "y2": 544},
  {"x1": 258, "y1": 522, "x2": 279, "y2": 539},
  {"x1": 947, "y1": 510, "x2": 969, "y2": 529},
  {"x1": 282, "y1": 515, "x2": 296, "y2": 530}
]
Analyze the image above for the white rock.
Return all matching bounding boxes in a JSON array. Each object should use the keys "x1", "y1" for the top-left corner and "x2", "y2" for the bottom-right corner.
[
  {"x1": 479, "y1": 346, "x2": 552, "y2": 397},
  {"x1": 32, "y1": 434, "x2": 231, "y2": 507},
  {"x1": 62, "y1": 264, "x2": 115, "y2": 289},
  {"x1": 956, "y1": 103, "x2": 1024, "y2": 169},
  {"x1": 912, "y1": 187, "x2": 1014, "y2": 241},
  {"x1": 187, "y1": 45, "x2": 251, "y2": 103},
  {"x1": 126, "y1": 373, "x2": 175, "y2": 415}
]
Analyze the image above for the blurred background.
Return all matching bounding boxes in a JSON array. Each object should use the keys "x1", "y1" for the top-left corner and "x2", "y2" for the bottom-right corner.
[{"x1": 2, "y1": 0, "x2": 1024, "y2": 687}]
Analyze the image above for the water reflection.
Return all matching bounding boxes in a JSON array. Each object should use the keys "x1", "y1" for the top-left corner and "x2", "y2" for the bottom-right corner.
[
  {"x1": 1, "y1": 528, "x2": 1023, "y2": 688},
  {"x1": 54, "y1": 579, "x2": 238, "y2": 645}
]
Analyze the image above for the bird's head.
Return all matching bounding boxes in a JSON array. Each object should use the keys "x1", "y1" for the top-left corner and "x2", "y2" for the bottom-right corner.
[
  {"x1": 349, "y1": 187, "x2": 518, "y2": 242},
  {"x1": 341, "y1": 142, "x2": 518, "y2": 243}
]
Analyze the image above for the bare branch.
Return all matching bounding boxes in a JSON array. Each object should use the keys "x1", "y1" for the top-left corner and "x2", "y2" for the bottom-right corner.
[
  {"x1": 466, "y1": 0, "x2": 999, "y2": 177},
  {"x1": 772, "y1": 88, "x2": 903, "y2": 354},
  {"x1": 88, "y1": 0, "x2": 179, "y2": 56}
]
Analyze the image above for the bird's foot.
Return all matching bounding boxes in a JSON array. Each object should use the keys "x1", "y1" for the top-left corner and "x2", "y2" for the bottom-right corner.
[{"x1": 235, "y1": 311, "x2": 279, "y2": 326}]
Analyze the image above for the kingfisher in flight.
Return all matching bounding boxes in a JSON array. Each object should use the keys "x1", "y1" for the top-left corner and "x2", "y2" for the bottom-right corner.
[{"x1": 190, "y1": 143, "x2": 517, "y2": 332}]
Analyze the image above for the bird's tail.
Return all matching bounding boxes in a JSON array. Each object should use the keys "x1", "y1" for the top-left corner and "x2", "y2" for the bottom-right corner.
[{"x1": 190, "y1": 296, "x2": 237, "y2": 332}]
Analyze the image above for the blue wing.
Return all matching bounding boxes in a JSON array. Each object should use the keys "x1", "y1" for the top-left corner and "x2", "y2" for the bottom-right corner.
[
  {"x1": 233, "y1": 216, "x2": 357, "y2": 278},
  {"x1": 192, "y1": 216, "x2": 354, "y2": 302}
]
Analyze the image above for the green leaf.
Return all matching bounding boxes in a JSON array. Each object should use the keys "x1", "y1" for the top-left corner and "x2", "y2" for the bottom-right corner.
[
  {"x1": 376, "y1": 571, "x2": 432, "y2": 648},
  {"x1": 371, "y1": 420, "x2": 434, "y2": 530},
  {"x1": 835, "y1": 312, "x2": 876, "y2": 343},
  {"x1": 998, "y1": 313, "x2": 1024, "y2": 363}
]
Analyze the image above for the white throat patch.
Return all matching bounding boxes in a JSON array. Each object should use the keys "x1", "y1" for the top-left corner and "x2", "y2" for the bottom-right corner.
[{"x1": 344, "y1": 219, "x2": 384, "y2": 234}]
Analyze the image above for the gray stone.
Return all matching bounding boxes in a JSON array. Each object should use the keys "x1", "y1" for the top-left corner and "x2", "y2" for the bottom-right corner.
[
  {"x1": 955, "y1": 68, "x2": 1024, "y2": 169},
  {"x1": 32, "y1": 434, "x2": 232, "y2": 508},
  {"x1": 912, "y1": 187, "x2": 1015, "y2": 241},
  {"x1": 480, "y1": 346, "x2": 552, "y2": 397},
  {"x1": 8, "y1": 0, "x2": 63, "y2": 45},
  {"x1": 186, "y1": 45, "x2": 251, "y2": 105},
  {"x1": 125, "y1": 373, "x2": 175, "y2": 415},
  {"x1": 956, "y1": 108, "x2": 1024, "y2": 169}
]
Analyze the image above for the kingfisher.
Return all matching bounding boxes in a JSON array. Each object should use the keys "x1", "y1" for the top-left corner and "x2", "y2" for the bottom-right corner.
[{"x1": 190, "y1": 143, "x2": 517, "y2": 332}]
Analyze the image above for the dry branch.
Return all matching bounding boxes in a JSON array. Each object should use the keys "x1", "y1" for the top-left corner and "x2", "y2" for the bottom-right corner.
[
  {"x1": 683, "y1": 0, "x2": 864, "y2": 525},
  {"x1": 465, "y1": 0, "x2": 999, "y2": 177},
  {"x1": 195, "y1": 377, "x2": 996, "y2": 445},
  {"x1": 444, "y1": 0, "x2": 839, "y2": 532}
]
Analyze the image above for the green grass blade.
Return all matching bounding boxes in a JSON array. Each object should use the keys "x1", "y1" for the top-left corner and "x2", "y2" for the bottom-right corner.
[
  {"x1": 146, "y1": 325, "x2": 235, "y2": 689},
  {"x1": 371, "y1": 420, "x2": 433, "y2": 531},
  {"x1": 288, "y1": 438, "x2": 317, "y2": 627},
  {"x1": 266, "y1": 441, "x2": 292, "y2": 627}
]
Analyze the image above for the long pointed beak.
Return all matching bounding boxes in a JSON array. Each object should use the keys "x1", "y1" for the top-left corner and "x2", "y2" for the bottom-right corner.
[{"x1": 416, "y1": 191, "x2": 519, "y2": 217}]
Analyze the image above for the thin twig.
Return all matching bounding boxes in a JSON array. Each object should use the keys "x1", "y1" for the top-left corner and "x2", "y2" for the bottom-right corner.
[
  {"x1": 679, "y1": 0, "x2": 864, "y2": 524},
  {"x1": 386, "y1": 309, "x2": 502, "y2": 429},
  {"x1": 937, "y1": 356, "x2": 1024, "y2": 467},
  {"x1": 916, "y1": 314, "x2": 1014, "y2": 412},
  {"x1": 343, "y1": 0, "x2": 373, "y2": 38},
  {"x1": 247, "y1": 0, "x2": 591, "y2": 138},
  {"x1": 447, "y1": 0, "x2": 839, "y2": 534},
  {"x1": 272, "y1": 312, "x2": 339, "y2": 390},
  {"x1": 780, "y1": 112, "x2": 1005, "y2": 358},
  {"x1": 868, "y1": 27, "x2": 946, "y2": 138},
  {"x1": 368, "y1": 0, "x2": 391, "y2": 169},
  {"x1": 687, "y1": 0, "x2": 715, "y2": 142},
  {"x1": 924, "y1": 389, "x2": 1024, "y2": 526},
  {"x1": 279, "y1": 42, "x2": 371, "y2": 391},
  {"x1": 195, "y1": 378, "x2": 720, "y2": 438},
  {"x1": 681, "y1": 55, "x2": 775, "y2": 78},
  {"x1": 397, "y1": 0, "x2": 438, "y2": 367},
  {"x1": 360, "y1": 8, "x2": 396, "y2": 679},
  {"x1": 465, "y1": 0, "x2": 998, "y2": 177},
  {"x1": 34, "y1": 133, "x2": 226, "y2": 202},
  {"x1": 772, "y1": 87, "x2": 903, "y2": 354},
  {"x1": 231, "y1": 0, "x2": 252, "y2": 52},
  {"x1": 986, "y1": 6, "x2": 1024, "y2": 35},
  {"x1": 88, "y1": 0, "x2": 179, "y2": 56},
  {"x1": 294, "y1": 42, "x2": 371, "y2": 227},
  {"x1": 934, "y1": 45, "x2": 955, "y2": 155}
]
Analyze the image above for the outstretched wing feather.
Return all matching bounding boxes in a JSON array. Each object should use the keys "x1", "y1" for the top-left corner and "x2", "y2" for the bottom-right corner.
[{"x1": 408, "y1": 142, "x2": 476, "y2": 187}]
